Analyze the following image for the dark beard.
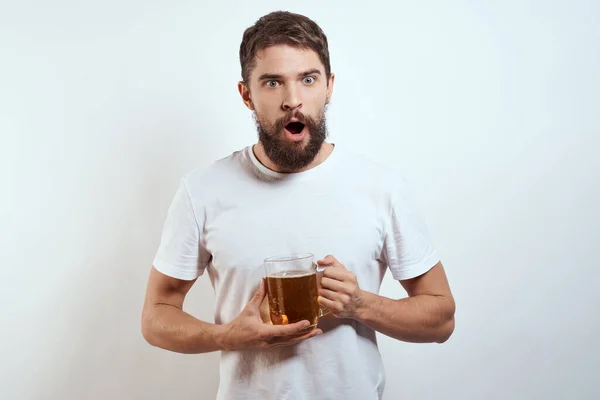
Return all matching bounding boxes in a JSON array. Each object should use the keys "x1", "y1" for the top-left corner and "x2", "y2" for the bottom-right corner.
[{"x1": 254, "y1": 107, "x2": 328, "y2": 172}]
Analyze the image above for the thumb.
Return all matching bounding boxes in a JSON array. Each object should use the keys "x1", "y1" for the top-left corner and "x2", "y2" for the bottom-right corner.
[{"x1": 247, "y1": 278, "x2": 267, "y2": 309}]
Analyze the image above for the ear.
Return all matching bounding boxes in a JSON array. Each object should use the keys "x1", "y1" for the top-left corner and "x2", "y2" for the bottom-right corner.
[
  {"x1": 238, "y1": 81, "x2": 255, "y2": 110},
  {"x1": 326, "y1": 73, "x2": 335, "y2": 104}
]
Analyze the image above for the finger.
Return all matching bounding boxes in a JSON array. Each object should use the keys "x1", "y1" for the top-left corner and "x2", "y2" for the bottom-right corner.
[
  {"x1": 317, "y1": 254, "x2": 339, "y2": 267},
  {"x1": 320, "y1": 277, "x2": 347, "y2": 292},
  {"x1": 318, "y1": 296, "x2": 340, "y2": 313},
  {"x1": 323, "y1": 267, "x2": 352, "y2": 282},
  {"x1": 323, "y1": 254, "x2": 339, "y2": 264},
  {"x1": 320, "y1": 255, "x2": 346, "y2": 270},
  {"x1": 260, "y1": 320, "x2": 311, "y2": 338},
  {"x1": 284, "y1": 328, "x2": 323, "y2": 344},
  {"x1": 316, "y1": 259, "x2": 334, "y2": 269},
  {"x1": 267, "y1": 328, "x2": 323, "y2": 347},
  {"x1": 319, "y1": 288, "x2": 344, "y2": 302},
  {"x1": 247, "y1": 278, "x2": 267, "y2": 309},
  {"x1": 319, "y1": 289, "x2": 350, "y2": 309}
]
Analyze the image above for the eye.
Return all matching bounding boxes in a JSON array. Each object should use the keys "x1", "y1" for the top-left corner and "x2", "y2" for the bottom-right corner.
[
  {"x1": 303, "y1": 76, "x2": 315, "y2": 85},
  {"x1": 266, "y1": 80, "x2": 279, "y2": 88}
]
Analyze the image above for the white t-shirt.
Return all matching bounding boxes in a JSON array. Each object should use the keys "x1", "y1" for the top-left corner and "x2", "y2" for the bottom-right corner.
[{"x1": 153, "y1": 144, "x2": 439, "y2": 400}]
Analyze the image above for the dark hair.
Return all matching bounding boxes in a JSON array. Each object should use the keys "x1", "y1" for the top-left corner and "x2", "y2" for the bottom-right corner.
[{"x1": 239, "y1": 11, "x2": 331, "y2": 84}]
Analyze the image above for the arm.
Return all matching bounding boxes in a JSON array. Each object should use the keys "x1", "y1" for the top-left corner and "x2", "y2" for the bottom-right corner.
[
  {"x1": 318, "y1": 257, "x2": 455, "y2": 343},
  {"x1": 141, "y1": 267, "x2": 321, "y2": 354},
  {"x1": 141, "y1": 266, "x2": 226, "y2": 354},
  {"x1": 355, "y1": 262, "x2": 455, "y2": 343}
]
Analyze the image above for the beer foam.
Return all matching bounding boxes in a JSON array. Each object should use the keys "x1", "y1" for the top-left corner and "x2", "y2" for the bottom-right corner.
[{"x1": 268, "y1": 269, "x2": 315, "y2": 278}]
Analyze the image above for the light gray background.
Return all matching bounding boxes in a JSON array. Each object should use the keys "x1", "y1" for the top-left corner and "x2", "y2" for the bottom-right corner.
[{"x1": 1, "y1": 0, "x2": 598, "y2": 399}]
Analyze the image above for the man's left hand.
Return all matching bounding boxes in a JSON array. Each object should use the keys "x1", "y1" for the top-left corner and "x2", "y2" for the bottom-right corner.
[{"x1": 317, "y1": 255, "x2": 364, "y2": 319}]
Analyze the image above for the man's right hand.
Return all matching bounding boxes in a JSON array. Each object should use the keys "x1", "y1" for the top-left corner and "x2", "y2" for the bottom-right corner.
[{"x1": 217, "y1": 278, "x2": 322, "y2": 351}]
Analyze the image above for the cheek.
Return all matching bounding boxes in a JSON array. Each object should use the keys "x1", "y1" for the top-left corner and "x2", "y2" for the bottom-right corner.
[
  {"x1": 254, "y1": 96, "x2": 281, "y2": 116},
  {"x1": 255, "y1": 108, "x2": 277, "y2": 125},
  {"x1": 304, "y1": 88, "x2": 328, "y2": 109}
]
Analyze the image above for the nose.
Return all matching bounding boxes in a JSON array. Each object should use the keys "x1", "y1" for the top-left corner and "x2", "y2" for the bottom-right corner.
[{"x1": 282, "y1": 85, "x2": 302, "y2": 111}]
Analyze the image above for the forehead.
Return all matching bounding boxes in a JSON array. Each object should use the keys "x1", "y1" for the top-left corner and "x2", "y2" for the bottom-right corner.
[{"x1": 251, "y1": 45, "x2": 324, "y2": 79}]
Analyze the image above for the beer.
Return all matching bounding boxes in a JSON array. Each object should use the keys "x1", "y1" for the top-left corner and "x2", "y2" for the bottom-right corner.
[{"x1": 266, "y1": 270, "x2": 320, "y2": 329}]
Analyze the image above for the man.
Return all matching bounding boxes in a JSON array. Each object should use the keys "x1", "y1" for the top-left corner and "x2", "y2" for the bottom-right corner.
[{"x1": 142, "y1": 10, "x2": 455, "y2": 400}]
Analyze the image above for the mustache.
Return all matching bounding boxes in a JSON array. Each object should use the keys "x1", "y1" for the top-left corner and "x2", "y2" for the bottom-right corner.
[{"x1": 285, "y1": 110, "x2": 307, "y2": 124}]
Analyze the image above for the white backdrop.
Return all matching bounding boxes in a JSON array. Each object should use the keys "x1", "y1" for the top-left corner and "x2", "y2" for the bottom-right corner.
[{"x1": 1, "y1": 0, "x2": 599, "y2": 399}]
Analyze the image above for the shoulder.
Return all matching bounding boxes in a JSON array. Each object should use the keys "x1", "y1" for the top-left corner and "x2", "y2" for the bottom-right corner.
[
  {"x1": 333, "y1": 145, "x2": 409, "y2": 193},
  {"x1": 180, "y1": 147, "x2": 249, "y2": 195}
]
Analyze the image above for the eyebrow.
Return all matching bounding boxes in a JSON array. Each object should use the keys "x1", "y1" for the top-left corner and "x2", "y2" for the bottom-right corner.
[{"x1": 258, "y1": 69, "x2": 322, "y2": 81}]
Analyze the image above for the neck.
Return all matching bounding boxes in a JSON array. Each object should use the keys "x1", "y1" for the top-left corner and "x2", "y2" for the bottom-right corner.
[{"x1": 252, "y1": 142, "x2": 334, "y2": 173}]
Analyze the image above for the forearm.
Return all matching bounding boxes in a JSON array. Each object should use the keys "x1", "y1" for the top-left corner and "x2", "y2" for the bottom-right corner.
[
  {"x1": 142, "y1": 304, "x2": 226, "y2": 354},
  {"x1": 355, "y1": 290, "x2": 455, "y2": 343}
]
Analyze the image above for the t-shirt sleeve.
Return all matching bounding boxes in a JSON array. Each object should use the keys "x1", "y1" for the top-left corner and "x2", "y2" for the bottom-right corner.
[
  {"x1": 152, "y1": 177, "x2": 211, "y2": 280},
  {"x1": 381, "y1": 178, "x2": 440, "y2": 281}
]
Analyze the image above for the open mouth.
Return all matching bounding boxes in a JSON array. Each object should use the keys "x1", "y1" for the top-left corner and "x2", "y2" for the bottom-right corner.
[{"x1": 285, "y1": 121, "x2": 305, "y2": 134}]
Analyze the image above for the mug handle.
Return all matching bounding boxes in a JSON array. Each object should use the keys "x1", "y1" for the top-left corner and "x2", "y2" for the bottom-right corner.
[{"x1": 314, "y1": 262, "x2": 332, "y2": 317}]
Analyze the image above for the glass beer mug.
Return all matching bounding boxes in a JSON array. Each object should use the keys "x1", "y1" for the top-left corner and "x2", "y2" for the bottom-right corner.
[{"x1": 264, "y1": 253, "x2": 331, "y2": 331}]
